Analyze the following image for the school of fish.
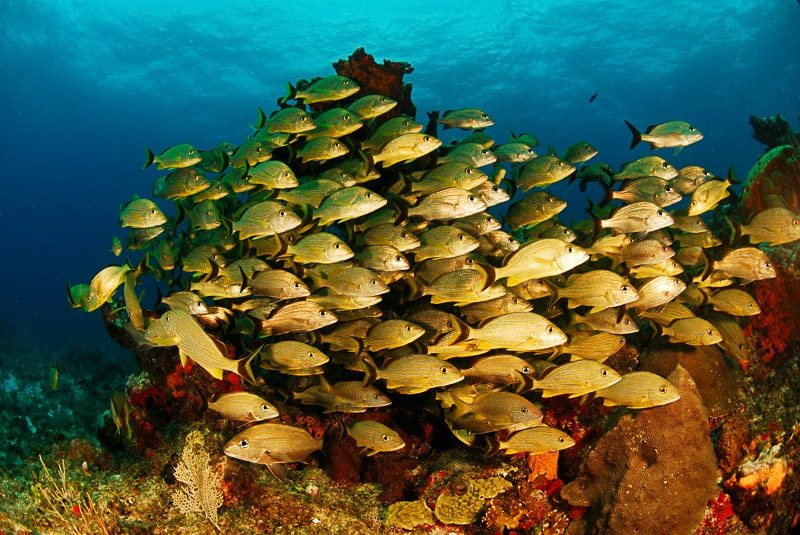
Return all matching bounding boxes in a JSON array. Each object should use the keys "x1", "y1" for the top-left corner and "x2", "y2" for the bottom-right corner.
[{"x1": 70, "y1": 68, "x2": 798, "y2": 475}]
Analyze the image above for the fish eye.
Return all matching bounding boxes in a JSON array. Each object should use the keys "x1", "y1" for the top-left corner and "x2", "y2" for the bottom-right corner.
[
  {"x1": 601, "y1": 369, "x2": 608, "y2": 376},
  {"x1": 366, "y1": 192, "x2": 372, "y2": 198},
  {"x1": 382, "y1": 434, "x2": 389, "y2": 442},
  {"x1": 334, "y1": 142, "x2": 341, "y2": 148},
  {"x1": 308, "y1": 351, "x2": 314, "y2": 358},
  {"x1": 659, "y1": 386, "x2": 667, "y2": 394},
  {"x1": 567, "y1": 246, "x2": 574, "y2": 253},
  {"x1": 189, "y1": 149, "x2": 195, "y2": 154},
  {"x1": 343, "y1": 115, "x2": 350, "y2": 121},
  {"x1": 690, "y1": 200, "x2": 697, "y2": 206},
  {"x1": 511, "y1": 297, "x2": 519, "y2": 304},
  {"x1": 150, "y1": 209, "x2": 157, "y2": 215},
  {"x1": 370, "y1": 279, "x2": 377, "y2": 285},
  {"x1": 621, "y1": 285, "x2": 629, "y2": 292},
  {"x1": 334, "y1": 243, "x2": 341, "y2": 249},
  {"x1": 794, "y1": 220, "x2": 799, "y2": 226},
  {"x1": 468, "y1": 195, "x2": 476, "y2": 202},
  {"x1": 239, "y1": 439, "x2": 249, "y2": 448},
  {"x1": 257, "y1": 146, "x2": 263, "y2": 152},
  {"x1": 547, "y1": 326, "x2": 554, "y2": 333},
  {"x1": 400, "y1": 232, "x2": 409, "y2": 238},
  {"x1": 343, "y1": 80, "x2": 350, "y2": 85},
  {"x1": 522, "y1": 366, "x2": 530, "y2": 373},
  {"x1": 557, "y1": 161, "x2": 563, "y2": 167},
  {"x1": 458, "y1": 234, "x2": 465, "y2": 241},
  {"x1": 279, "y1": 210, "x2": 286, "y2": 216},
  {"x1": 395, "y1": 255, "x2": 402, "y2": 262},
  {"x1": 405, "y1": 325, "x2": 412, "y2": 331},
  {"x1": 665, "y1": 186, "x2": 673, "y2": 192},
  {"x1": 319, "y1": 310, "x2": 327, "y2": 316},
  {"x1": 301, "y1": 116, "x2": 307, "y2": 121},
  {"x1": 521, "y1": 407, "x2": 528, "y2": 413},
  {"x1": 707, "y1": 329, "x2": 713, "y2": 336},
  {"x1": 465, "y1": 167, "x2": 473, "y2": 174},
  {"x1": 656, "y1": 210, "x2": 663, "y2": 217},
  {"x1": 465, "y1": 258, "x2": 474, "y2": 264},
  {"x1": 293, "y1": 282, "x2": 301, "y2": 288},
  {"x1": 662, "y1": 162, "x2": 669, "y2": 168},
  {"x1": 559, "y1": 437, "x2": 566, "y2": 443},
  {"x1": 748, "y1": 302, "x2": 754, "y2": 308},
  {"x1": 689, "y1": 126, "x2": 696, "y2": 131},
  {"x1": 765, "y1": 262, "x2": 771, "y2": 269},
  {"x1": 423, "y1": 136, "x2": 431, "y2": 142},
  {"x1": 261, "y1": 404, "x2": 270, "y2": 411},
  {"x1": 403, "y1": 120, "x2": 409, "y2": 126},
  {"x1": 440, "y1": 366, "x2": 448, "y2": 374},
  {"x1": 738, "y1": 343, "x2": 744, "y2": 349}
]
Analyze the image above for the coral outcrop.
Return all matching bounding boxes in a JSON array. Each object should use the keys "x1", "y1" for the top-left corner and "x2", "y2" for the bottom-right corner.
[
  {"x1": 561, "y1": 364, "x2": 719, "y2": 535},
  {"x1": 748, "y1": 113, "x2": 799, "y2": 150}
]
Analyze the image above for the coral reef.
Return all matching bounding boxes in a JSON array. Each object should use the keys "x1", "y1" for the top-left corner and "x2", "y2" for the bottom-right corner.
[
  {"x1": 748, "y1": 113, "x2": 799, "y2": 150},
  {"x1": 560, "y1": 365, "x2": 719, "y2": 534},
  {"x1": 333, "y1": 47, "x2": 415, "y2": 120},
  {"x1": 6, "y1": 51, "x2": 800, "y2": 535}
]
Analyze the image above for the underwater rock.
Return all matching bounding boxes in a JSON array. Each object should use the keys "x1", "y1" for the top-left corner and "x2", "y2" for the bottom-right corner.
[
  {"x1": 741, "y1": 144, "x2": 800, "y2": 215},
  {"x1": 561, "y1": 364, "x2": 718, "y2": 535},
  {"x1": 333, "y1": 47, "x2": 415, "y2": 120},
  {"x1": 748, "y1": 113, "x2": 798, "y2": 150}
]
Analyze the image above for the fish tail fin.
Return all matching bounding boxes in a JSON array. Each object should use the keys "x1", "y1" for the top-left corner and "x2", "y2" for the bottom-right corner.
[
  {"x1": 543, "y1": 279, "x2": 561, "y2": 312},
  {"x1": 624, "y1": 120, "x2": 642, "y2": 150},
  {"x1": 726, "y1": 165, "x2": 740, "y2": 185},
  {"x1": 194, "y1": 385, "x2": 208, "y2": 414},
  {"x1": 585, "y1": 198, "x2": 603, "y2": 241},
  {"x1": 361, "y1": 353, "x2": 379, "y2": 386},
  {"x1": 725, "y1": 215, "x2": 743, "y2": 246},
  {"x1": 478, "y1": 263, "x2": 497, "y2": 291},
  {"x1": 699, "y1": 249, "x2": 715, "y2": 282},
  {"x1": 238, "y1": 345, "x2": 261, "y2": 385},
  {"x1": 599, "y1": 180, "x2": 614, "y2": 208},
  {"x1": 143, "y1": 148, "x2": 155, "y2": 169},
  {"x1": 404, "y1": 275, "x2": 426, "y2": 302},
  {"x1": 254, "y1": 107, "x2": 267, "y2": 130},
  {"x1": 280, "y1": 82, "x2": 296, "y2": 105},
  {"x1": 65, "y1": 283, "x2": 79, "y2": 308},
  {"x1": 484, "y1": 434, "x2": 502, "y2": 456},
  {"x1": 426, "y1": 110, "x2": 440, "y2": 133},
  {"x1": 448, "y1": 313, "x2": 472, "y2": 345}
]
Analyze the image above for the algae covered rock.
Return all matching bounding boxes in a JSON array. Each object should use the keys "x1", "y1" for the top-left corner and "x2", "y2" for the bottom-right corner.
[{"x1": 561, "y1": 364, "x2": 718, "y2": 535}]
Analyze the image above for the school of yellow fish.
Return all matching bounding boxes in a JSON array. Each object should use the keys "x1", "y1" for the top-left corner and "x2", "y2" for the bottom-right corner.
[{"x1": 70, "y1": 69, "x2": 800, "y2": 476}]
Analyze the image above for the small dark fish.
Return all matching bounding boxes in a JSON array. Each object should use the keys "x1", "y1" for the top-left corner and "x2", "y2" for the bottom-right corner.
[{"x1": 588, "y1": 92, "x2": 598, "y2": 103}]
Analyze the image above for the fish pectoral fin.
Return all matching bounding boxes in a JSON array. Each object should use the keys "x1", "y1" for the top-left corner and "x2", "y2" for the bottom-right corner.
[
  {"x1": 177, "y1": 347, "x2": 189, "y2": 367},
  {"x1": 200, "y1": 365, "x2": 225, "y2": 381}
]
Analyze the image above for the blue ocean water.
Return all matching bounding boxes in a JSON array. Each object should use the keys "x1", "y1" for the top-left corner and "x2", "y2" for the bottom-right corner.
[{"x1": 0, "y1": 0, "x2": 798, "y2": 357}]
